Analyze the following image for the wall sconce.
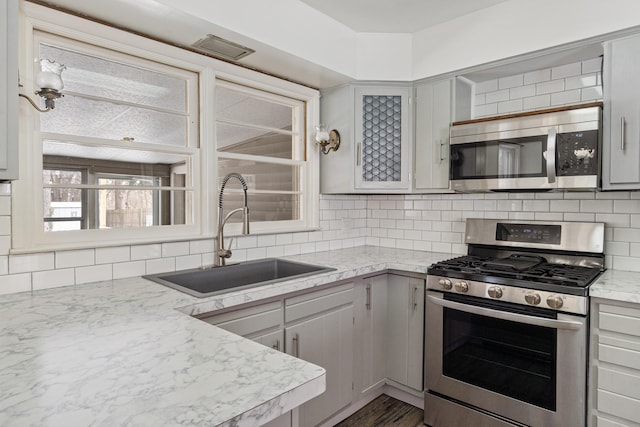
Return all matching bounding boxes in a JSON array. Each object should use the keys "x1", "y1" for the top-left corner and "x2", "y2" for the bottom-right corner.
[
  {"x1": 19, "y1": 59, "x2": 65, "y2": 113},
  {"x1": 315, "y1": 124, "x2": 340, "y2": 155}
]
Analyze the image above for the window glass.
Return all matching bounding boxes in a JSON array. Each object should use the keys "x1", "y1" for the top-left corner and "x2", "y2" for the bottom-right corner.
[
  {"x1": 40, "y1": 44, "x2": 187, "y2": 112},
  {"x1": 215, "y1": 82, "x2": 305, "y2": 227}
]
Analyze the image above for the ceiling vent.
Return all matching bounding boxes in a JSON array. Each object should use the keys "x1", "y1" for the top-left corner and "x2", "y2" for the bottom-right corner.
[{"x1": 191, "y1": 34, "x2": 255, "y2": 61}]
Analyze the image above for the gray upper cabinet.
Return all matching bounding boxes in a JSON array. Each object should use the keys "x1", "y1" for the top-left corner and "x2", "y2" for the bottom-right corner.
[
  {"x1": 0, "y1": 0, "x2": 18, "y2": 181},
  {"x1": 320, "y1": 84, "x2": 412, "y2": 193},
  {"x1": 603, "y1": 34, "x2": 640, "y2": 189},
  {"x1": 414, "y1": 79, "x2": 452, "y2": 191}
]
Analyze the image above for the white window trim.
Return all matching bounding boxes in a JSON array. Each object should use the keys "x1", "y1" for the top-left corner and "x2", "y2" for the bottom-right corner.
[{"x1": 12, "y1": 3, "x2": 321, "y2": 253}]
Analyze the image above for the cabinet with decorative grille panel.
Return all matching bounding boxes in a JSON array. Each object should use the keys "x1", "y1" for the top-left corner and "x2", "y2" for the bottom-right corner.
[{"x1": 319, "y1": 84, "x2": 412, "y2": 193}]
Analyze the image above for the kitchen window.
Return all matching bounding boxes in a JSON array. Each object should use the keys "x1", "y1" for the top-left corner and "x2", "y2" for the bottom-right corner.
[
  {"x1": 13, "y1": 29, "x2": 199, "y2": 251},
  {"x1": 215, "y1": 80, "x2": 315, "y2": 233},
  {"x1": 13, "y1": 4, "x2": 320, "y2": 252}
]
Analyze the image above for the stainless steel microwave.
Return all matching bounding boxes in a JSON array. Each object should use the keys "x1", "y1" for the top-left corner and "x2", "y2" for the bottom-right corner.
[{"x1": 449, "y1": 103, "x2": 602, "y2": 192}]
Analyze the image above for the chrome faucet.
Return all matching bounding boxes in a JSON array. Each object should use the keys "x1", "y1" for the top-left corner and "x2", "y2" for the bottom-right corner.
[{"x1": 215, "y1": 173, "x2": 250, "y2": 266}]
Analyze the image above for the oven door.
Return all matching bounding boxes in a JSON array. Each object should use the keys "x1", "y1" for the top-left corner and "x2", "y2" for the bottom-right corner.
[{"x1": 424, "y1": 291, "x2": 587, "y2": 427}]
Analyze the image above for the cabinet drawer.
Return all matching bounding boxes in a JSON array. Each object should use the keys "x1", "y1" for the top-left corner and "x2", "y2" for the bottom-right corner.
[
  {"x1": 285, "y1": 283, "x2": 354, "y2": 322},
  {"x1": 598, "y1": 366, "x2": 640, "y2": 401},
  {"x1": 599, "y1": 304, "x2": 640, "y2": 338},
  {"x1": 599, "y1": 343, "x2": 640, "y2": 371},
  {"x1": 595, "y1": 415, "x2": 636, "y2": 427},
  {"x1": 597, "y1": 389, "x2": 640, "y2": 424},
  {"x1": 200, "y1": 301, "x2": 282, "y2": 337}
]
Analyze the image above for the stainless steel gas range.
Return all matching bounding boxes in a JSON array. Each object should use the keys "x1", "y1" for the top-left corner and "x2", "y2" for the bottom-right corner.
[{"x1": 424, "y1": 219, "x2": 605, "y2": 427}]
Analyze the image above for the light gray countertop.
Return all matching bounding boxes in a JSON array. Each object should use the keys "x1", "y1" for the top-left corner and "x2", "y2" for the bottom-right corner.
[
  {"x1": 1, "y1": 245, "x2": 638, "y2": 427},
  {"x1": 0, "y1": 246, "x2": 449, "y2": 427}
]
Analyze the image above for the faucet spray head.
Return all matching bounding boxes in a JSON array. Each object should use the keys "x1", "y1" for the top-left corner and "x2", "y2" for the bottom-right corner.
[{"x1": 242, "y1": 207, "x2": 250, "y2": 234}]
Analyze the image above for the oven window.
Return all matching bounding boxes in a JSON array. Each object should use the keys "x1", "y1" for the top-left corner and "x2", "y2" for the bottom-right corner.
[{"x1": 442, "y1": 307, "x2": 557, "y2": 410}]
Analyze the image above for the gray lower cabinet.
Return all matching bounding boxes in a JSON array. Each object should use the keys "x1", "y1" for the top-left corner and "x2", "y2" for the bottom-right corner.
[
  {"x1": 603, "y1": 33, "x2": 640, "y2": 189},
  {"x1": 354, "y1": 275, "x2": 388, "y2": 397},
  {"x1": 285, "y1": 282, "x2": 355, "y2": 427},
  {"x1": 0, "y1": 0, "x2": 19, "y2": 181},
  {"x1": 385, "y1": 274, "x2": 425, "y2": 392},
  {"x1": 199, "y1": 301, "x2": 291, "y2": 427},
  {"x1": 590, "y1": 298, "x2": 640, "y2": 426}
]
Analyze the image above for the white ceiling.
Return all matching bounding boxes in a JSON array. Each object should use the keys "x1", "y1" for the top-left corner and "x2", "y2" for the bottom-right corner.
[{"x1": 299, "y1": 0, "x2": 510, "y2": 33}]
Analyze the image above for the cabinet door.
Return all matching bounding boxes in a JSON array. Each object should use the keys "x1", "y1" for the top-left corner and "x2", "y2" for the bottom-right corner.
[
  {"x1": 354, "y1": 86, "x2": 411, "y2": 191},
  {"x1": 354, "y1": 276, "x2": 387, "y2": 396},
  {"x1": 0, "y1": 0, "x2": 18, "y2": 181},
  {"x1": 604, "y1": 35, "x2": 640, "y2": 188},
  {"x1": 286, "y1": 304, "x2": 354, "y2": 427},
  {"x1": 414, "y1": 79, "x2": 452, "y2": 191},
  {"x1": 386, "y1": 274, "x2": 425, "y2": 392}
]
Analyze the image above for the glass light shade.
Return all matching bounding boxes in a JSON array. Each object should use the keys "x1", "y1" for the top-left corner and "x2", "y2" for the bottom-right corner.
[
  {"x1": 315, "y1": 124, "x2": 329, "y2": 143},
  {"x1": 35, "y1": 59, "x2": 65, "y2": 91}
]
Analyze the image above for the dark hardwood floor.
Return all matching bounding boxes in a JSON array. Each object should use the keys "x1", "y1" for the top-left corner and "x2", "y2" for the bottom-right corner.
[{"x1": 334, "y1": 395, "x2": 424, "y2": 427}]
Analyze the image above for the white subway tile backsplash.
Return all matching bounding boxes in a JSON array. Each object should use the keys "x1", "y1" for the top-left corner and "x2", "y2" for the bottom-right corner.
[
  {"x1": 56, "y1": 249, "x2": 95, "y2": 269},
  {"x1": 523, "y1": 95, "x2": 551, "y2": 110},
  {"x1": 551, "y1": 62, "x2": 582, "y2": 79},
  {"x1": 0, "y1": 273, "x2": 31, "y2": 295},
  {"x1": 485, "y1": 89, "x2": 510, "y2": 104},
  {"x1": 474, "y1": 103, "x2": 498, "y2": 118},
  {"x1": 498, "y1": 99, "x2": 523, "y2": 114},
  {"x1": 96, "y1": 246, "x2": 130, "y2": 264},
  {"x1": 499, "y1": 74, "x2": 524, "y2": 90},
  {"x1": 582, "y1": 57, "x2": 602, "y2": 74},
  {"x1": 146, "y1": 258, "x2": 175, "y2": 275},
  {"x1": 551, "y1": 89, "x2": 581, "y2": 106},
  {"x1": 581, "y1": 86, "x2": 603, "y2": 101},
  {"x1": 32, "y1": 268, "x2": 74, "y2": 291},
  {"x1": 565, "y1": 74, "x2": 597, "y2": 90},
  {"x1": 162, "y1": 241, "x2": 190, "y2": 257},
  {"x1": 580, "y1": 200, "x2": 613, "y2": 213},
  {"x1": 524, "y1": 69, "x2": 551, "y2": 85},
  {"x1": 76, "y1": 264, "x2": 112, "y2": 285},
  {"x1": 113, "y1": 261, "x2": 146, "y2": 279},
  {"x1": 10, "y1": 253, "x2": 54, "y2": 274},
  {"x1": 536, "y1": 79, "x2": 565, "y2": 95},
  {"x1": 510, "y1": 84, "x2": 536, "y2": 99},
  {"x1": 131, "y1": 244, "x2": 162, "y2": 260},
  {"x1": 475, "y1": 79, "x2": 498, "y2": 94}
]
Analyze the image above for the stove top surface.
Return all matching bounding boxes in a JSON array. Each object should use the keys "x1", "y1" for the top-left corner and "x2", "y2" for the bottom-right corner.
[{"x1": 428, "y1": 254, "x2": 604, "y2": 296}]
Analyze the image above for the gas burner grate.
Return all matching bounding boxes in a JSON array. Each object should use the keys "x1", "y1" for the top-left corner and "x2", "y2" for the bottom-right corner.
[{"x1": 429, "y1": 255, "x2": 602, "y2": 288}]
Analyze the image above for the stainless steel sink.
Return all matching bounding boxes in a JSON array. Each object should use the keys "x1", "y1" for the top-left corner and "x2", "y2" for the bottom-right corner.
[{"x1": 144, "y1": 258, "x2": 335, "y2": 298}]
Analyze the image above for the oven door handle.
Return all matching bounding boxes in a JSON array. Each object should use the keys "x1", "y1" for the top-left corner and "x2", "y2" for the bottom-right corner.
[{"x1": 426, "y1": 295, "x2": 583, "y2": 331}]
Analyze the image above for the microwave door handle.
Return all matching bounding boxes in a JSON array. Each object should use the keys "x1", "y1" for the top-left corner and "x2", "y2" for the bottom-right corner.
[
  {"x1": 426, "y1": 295, "x2": 583, "y2": 331},
  {"x1": 546, "y1": 127, "x2": 557, "y2": 184}
]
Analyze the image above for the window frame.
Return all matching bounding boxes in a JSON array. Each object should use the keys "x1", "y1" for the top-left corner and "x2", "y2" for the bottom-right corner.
[
  {"x1": 12, "y1": 3, "x2": 321, "y2": 253},
  {"x1": 214, "y1": 79, "x2": 310, "y2": 234}
]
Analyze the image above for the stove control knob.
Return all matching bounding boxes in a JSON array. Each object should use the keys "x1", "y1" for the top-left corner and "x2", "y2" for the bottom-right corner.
[
  {"x1": 524, "y1": 292, "x2": 541, "y2": 305},
  {"x1": 487, "y1": 286, "x2": 503, "y2": 299},
  {"x1": 438, "y1": 279, "x2": 452, "y2": 290},
  {"x1": 455, "y1": 281, "x2": 469, "y2": 293},
  {"x1": 546, "y1": 295, "x2": 564, "y2": 309}
]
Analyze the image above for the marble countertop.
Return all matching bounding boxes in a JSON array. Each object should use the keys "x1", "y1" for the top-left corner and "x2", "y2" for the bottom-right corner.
[
  {"x1": 0, "y1": 246, "x2": 449, "y2": 427},
  {"x1": 1, "y1": 245, "x2": 638, "y2": 427},
  {"x1": 590, "y1": 269, "x2": 640, "y2": 304}
]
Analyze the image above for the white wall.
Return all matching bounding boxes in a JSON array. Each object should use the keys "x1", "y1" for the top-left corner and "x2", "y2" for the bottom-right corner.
[{"x1": 412, "y1": 0, "x2": 640, "y2": 80}]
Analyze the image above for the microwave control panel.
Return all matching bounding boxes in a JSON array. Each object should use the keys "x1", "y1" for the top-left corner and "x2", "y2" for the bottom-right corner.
[{"x1": 556, "y1": 129, "x2": 599, "y2": 176}]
